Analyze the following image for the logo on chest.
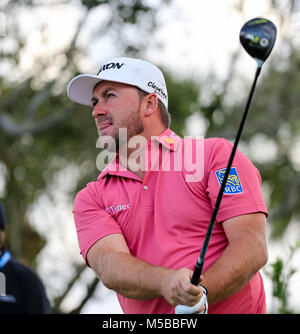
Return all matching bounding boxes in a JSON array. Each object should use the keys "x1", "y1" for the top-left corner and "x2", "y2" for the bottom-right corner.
[{"x1": 106, "y1": 203, "x2": 130, "y2": 216}]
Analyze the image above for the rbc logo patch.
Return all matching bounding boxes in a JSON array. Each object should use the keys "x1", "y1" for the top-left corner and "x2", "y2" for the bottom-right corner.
[{"x1": 215, "y1": 167, "x2": 243, "y2": 195}]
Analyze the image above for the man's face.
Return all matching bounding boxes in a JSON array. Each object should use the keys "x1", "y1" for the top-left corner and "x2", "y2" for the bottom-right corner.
[{"x1": 91, "y1": 81, "x2": 144, "y2": 149}]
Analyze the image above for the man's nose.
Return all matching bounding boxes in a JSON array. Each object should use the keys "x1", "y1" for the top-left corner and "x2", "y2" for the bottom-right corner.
[{"x1": 92, "y1": 104, "x2": 107, "y2": 118}]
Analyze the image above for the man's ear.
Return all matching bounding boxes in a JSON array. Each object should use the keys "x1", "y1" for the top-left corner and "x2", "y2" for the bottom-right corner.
[{"x1": 144, "y1": 93, "x2": 158, "y2": 116}]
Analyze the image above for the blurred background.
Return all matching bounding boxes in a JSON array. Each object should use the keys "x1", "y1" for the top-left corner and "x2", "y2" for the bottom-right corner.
[{"x1": 0, "y1": 0, "x2": 299, "y2": 314}]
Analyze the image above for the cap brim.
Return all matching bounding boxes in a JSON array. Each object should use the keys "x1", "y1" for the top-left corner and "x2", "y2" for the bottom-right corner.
[{"x1": 67, "y1": 74, "x2": 102, "y2": 106}]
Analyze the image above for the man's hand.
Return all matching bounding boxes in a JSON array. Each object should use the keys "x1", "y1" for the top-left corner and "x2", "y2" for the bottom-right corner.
[
  {"x1": 160, "y1": 268, "x2": 206, "y2": 313},
  {"x1": 175, "y1": 285, "x2": 208, "y2": 314}
]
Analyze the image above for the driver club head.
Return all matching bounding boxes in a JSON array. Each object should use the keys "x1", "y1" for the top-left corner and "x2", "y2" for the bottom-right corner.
[{"x1": 240, "y1": 18, "x2": 277, "y2": 67}]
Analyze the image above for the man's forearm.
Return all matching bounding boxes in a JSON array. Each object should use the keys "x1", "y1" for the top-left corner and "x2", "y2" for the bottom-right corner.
[
  {"x1": 87, "y1": 234, "x2": 204, "y2": 308},
  {"x1": 95, "y1": 251, "x2": 173, "y2": 300},
  {"x1": 201, "y1": 231, "x2": 268, "y2": 305}
]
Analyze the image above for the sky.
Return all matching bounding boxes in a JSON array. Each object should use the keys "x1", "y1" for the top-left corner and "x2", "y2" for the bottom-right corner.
[{"x1": 2, "y1": 0, "x2": 300, "y2": 314}]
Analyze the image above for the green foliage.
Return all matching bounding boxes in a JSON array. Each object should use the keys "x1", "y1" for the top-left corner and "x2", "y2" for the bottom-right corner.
[
  {"x1": 81, "y1": 0, "x2": 109, "y2": 10},
  {"x1": 164, "y1": 72, "x2": 200, "y2": 136},
  {"x1": 240, "y1": 53, "x2": 300, "y2": 238},
  {"x1": 264, "y1": 241, "x2": 300, "y2": 313}
]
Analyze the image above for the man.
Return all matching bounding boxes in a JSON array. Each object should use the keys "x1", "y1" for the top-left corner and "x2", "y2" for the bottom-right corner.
[
  {"x1": 0, "y1": 202, "x2": 51, "y2": 314},
  {"x1": 68, "y1": 57, "x2": 268, "y2": 314}
]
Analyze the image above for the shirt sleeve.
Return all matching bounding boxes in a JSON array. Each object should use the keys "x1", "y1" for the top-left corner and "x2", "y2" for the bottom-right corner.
[
  {"x1": 206, "y1": 138, "x2": 268, "y2": 223},
  {"x1": 73, "y1": 182, "x2": 123, "y2": 263}
]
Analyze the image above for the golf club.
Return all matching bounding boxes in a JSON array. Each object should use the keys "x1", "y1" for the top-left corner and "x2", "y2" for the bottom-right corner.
[{"x1": 190, "y1": 18, "x2": 277, "y2": 287}]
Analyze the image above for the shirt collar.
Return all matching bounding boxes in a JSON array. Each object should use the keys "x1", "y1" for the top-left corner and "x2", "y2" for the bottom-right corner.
[
  {"x1": 98, "y1": 128, "x2": 181, "y2": 180},
  {"x1": 156, "y1": 128, "x2": 180, "y2": 152}
]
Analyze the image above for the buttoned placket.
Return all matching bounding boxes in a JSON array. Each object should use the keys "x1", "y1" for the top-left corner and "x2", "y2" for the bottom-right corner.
[{"x1": 139, "y1": 166, "x2": 153, "y2": 207}]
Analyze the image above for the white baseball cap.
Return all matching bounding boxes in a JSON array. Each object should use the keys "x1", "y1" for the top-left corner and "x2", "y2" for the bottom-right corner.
[{"x1": 67, "y1": 57, "x2": 168, "y2": 109}]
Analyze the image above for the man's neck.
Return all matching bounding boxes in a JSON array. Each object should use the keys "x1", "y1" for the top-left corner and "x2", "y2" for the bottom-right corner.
[
  {"x1": 121, "y1": 142, "x2": 147, "y2": 180},
  {"x1": 118, "y1": 127, "x2": 168, "y2": 180}
]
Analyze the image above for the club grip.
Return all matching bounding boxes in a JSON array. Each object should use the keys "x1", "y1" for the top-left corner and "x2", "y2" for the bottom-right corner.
[{"x1": 191, "y1": 262, "x2": 203, "y2": 286}]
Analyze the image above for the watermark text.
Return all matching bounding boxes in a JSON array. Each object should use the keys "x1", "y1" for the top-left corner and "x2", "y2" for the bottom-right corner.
[{"x1": 96, "y1": 129, "x2": 204, "y2": 182}]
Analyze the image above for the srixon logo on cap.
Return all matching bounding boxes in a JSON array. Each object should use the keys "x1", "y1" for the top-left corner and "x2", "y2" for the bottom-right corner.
[{"x1": 97, "y1": 62, "x2": 125, "y2": 75}]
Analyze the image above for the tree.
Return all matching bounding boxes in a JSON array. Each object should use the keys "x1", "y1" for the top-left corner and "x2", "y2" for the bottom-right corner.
[{"x1": 264, "y1": 241, "x2": 300, "y2": 313}]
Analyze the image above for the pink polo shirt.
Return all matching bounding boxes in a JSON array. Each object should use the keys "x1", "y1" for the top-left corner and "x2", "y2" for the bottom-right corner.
[{"x1": 73, "y1": 128, "x2": 268, "y2": 314}]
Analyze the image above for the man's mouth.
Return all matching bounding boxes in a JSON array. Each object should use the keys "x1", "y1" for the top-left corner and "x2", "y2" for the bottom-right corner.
[{"x1": 99, "y1": 122, "x2": 113, "y2": 131}]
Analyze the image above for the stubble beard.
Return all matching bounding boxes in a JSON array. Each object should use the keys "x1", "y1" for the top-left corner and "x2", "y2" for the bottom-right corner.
[
  {"x1": 99, "y1": 104, "x2": 144, "y2": 153},
  {"x1": 115, "y1": 109, "x2": 144, "y2": 151}
]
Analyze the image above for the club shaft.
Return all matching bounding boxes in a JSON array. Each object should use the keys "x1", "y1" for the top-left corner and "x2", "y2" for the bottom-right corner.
[{"x1": 191, "y1": 66, "x2": 262, "y2": 286}]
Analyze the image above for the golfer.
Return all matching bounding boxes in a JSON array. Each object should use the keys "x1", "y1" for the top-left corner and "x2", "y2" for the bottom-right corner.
[{"x1": 68, "y1": 57, "x2": 268, "y2": 314}]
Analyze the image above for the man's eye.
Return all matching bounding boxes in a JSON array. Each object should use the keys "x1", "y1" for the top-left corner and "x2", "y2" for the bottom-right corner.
[
  {"x1": 92, "y1": 99, "x2": 98, "y2": 107},
  {"x1": 107, "y1": 93, "x2": 115, "y2": 99}
]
